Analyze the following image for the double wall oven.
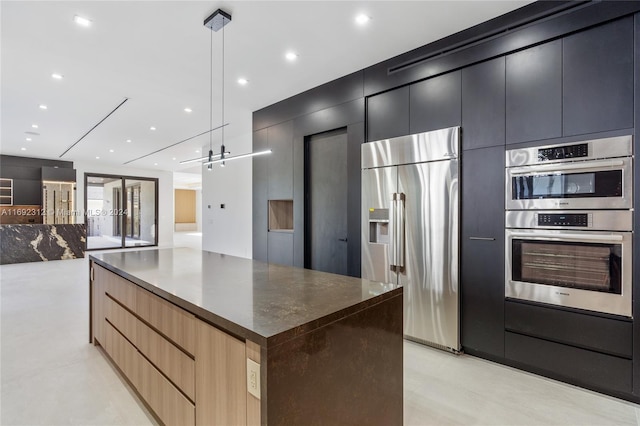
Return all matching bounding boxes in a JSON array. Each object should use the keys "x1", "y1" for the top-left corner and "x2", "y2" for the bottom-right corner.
[{"x1": 505, "y1": 135, "x2": 633, "y2": 318}]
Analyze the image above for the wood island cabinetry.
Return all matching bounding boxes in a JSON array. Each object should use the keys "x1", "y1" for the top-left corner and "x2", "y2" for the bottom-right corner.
[{"x1": 90, "y1": 248, "x2": 402, "y2": 425}]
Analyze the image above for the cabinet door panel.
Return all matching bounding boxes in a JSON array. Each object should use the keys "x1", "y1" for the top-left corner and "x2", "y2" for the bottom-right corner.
[
  {"x1": 366, "y1": 87, "x2": 409, "y2": 142},
  {"x1": 253, "y1": 128, "x2": 269, "y2": 261},
  {"x1": 410, "y1": 71, "x2": 461, "y2": 134},
  {"x1": 268, "y1": 121, "x2": 294, "y2": 200},
  {"x1": 506, "y1": 40, "x2": 562, "y2": 144},
  {"x1": 462, "y1": 58, "x2": 505, "y2": 150},
  {"x1": 563, "y1": 17, "x2": 634, "y2": 136},
  {"x1": 460, "y1": 146, "x2": 505, "y2": 357}
]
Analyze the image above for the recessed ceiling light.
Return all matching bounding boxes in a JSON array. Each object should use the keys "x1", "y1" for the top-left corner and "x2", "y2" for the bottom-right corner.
[
  {"x1": 237, "y1": 78, "x2": 249, "y2": 85},
  {"x1": 355, "y1": 14, "x2": 371, "y2": 25},
  {"x1": 154, "y1": 163, "x2": 158, "y2": 166},
  {"x1": 51, "y1": 73, "x2": 63, "y2": 80},
  {"x1": 184, "y1": 108, "x2": 192, "y2": 113},
  {"x1": 39, "y1": 104, "x2": 48, "y2": 110},
  {"x1": 172, "y1": 157, "x2": 177, "y2": 161},
  {"x1": 126, "y1": 139, "x2": 132, "y2": 143},
  {"x1": 25, "y1": 137, "x2": 32, "y2": 141},
  {"x1": 74, "y1": 15, "x2": 91, "y2": 27},
  {"x1": 109, "y1": 149, "x2": 114, "y2": 153},
  {"x1": 285, "y1": 51, "x2": 298, "y2": 61},
  {"x1": 195, "y1": 150, "x2": 200, "y2": 153},
  {"x1": 150, "y1": 126, "x2": 156, "y2": 131},
  {"x1": 31, "y1": 124, "x2": 38, "y2": 129},
  {"x1": 21, "y1": 147, "x2": 26, "y2": 151},
  {"x1": 95, "y1": 156, "x2": 100, "y2": 159}
]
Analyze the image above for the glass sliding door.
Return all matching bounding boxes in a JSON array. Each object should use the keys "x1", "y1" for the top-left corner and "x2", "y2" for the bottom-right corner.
[
  {"x1": 124, "y1": 179, "x2": 156, "y2": 247},
  {"x1": 85, "y1": 173, "x2": 158, "y2": 250}
]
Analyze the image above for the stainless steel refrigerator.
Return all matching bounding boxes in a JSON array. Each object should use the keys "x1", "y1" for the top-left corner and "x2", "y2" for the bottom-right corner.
[{"x1": 361, "y1": 127, "x2": 460, "y2": 352}]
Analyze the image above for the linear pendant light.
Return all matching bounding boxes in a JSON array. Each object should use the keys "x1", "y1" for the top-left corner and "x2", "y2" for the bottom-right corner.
[{"x1": 194, "y1": 9, "x2": 270, "y2": 170}]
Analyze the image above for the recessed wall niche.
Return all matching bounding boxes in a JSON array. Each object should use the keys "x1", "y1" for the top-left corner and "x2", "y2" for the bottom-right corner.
[{"x1": 268, "y1": 200, "x2": 293, "y2": 232}]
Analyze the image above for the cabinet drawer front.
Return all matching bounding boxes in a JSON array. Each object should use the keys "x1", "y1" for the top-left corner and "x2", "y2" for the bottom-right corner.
[
  {"x1": 138, "y1": 349, "x2": 195, "y2": 426},
  {"x1": 506, "y1": 331, "x2": 632, "y2": 394},
  {"x1": 505, "y1": 301, "x2": 632, "y2": 358},
  {"x1": 137, "y1": 319, "x2": 195, "y2": 401},
  {"x1": 105, "y1": 296, "x2": 137, "y2": 345},
  {"x1": 103, "y1": 321, "x2": 139, "y2": 386},
  {"x1": 97, "y1": 265, "x2": 137, "y2": 311},
  {"x1": 136, "y1": 287, "x2": 195, "y2": 355}
]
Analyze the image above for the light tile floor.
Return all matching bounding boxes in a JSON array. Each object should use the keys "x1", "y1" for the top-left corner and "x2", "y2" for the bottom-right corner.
[{"x1": 1, "y1": 256, "x2": 639, "y2": 425}]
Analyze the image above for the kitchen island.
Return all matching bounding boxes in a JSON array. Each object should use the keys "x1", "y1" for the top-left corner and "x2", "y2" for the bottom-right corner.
[{"x1": 89, "y1": 248, "x2": 403, "y2": 425}]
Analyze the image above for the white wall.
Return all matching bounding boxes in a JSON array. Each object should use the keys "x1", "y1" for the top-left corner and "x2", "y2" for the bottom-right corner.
[
  {"x1": 74, "y1": 161, "x2": 174, "y2": 247},
  {"x1": 201, "y1": 119, "x2": 253, "y2": 259}
]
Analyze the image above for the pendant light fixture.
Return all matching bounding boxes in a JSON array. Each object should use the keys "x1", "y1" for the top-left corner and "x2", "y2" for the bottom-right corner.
[{"x1": 181, "y1": 9, "x2": 271, "y2": 169}]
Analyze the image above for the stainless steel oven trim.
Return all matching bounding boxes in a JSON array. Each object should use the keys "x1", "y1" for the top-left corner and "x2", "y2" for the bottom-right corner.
[
  {"x1": 506, "y1": 135, "x2": 632, "y2": 168},
  {"x1": 505, "y1": 156, "x2": 632, "y2": 210},
  {"x1": 505, "y1": 210, "x2": 633, "y2": 232},
  {"x1": 505, "y1": 228, "x2": 632, "y2": 318}
]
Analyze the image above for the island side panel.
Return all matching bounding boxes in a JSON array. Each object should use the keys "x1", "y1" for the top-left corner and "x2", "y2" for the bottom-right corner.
[{"x1": 266, "y1": 292, "x2": 403, "y2": 425}]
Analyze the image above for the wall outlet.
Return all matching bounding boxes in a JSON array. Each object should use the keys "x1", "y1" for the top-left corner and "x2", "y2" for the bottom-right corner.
[{"x1": 247, "y1": 358, "x2": 260, "y2": 399}]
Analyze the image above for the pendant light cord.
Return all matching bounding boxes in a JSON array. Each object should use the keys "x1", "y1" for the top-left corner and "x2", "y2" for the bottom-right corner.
[
  {"x1": 221, "y1": 20, "x2": 225, "y2": 150},
  {"x1": 209, "y1": 27, "x2": 213, "y2": 154}
]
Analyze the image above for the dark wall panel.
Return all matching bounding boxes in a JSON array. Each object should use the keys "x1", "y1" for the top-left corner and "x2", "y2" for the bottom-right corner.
[
  {"x1": 563, "y1": 17, "x2": 634, "y2": 136},
  {"x1": 267, "y1": 121, "x2": 294, "y2": 200},
  {"x1": 366, "y1": 86, "x2": 409, "y2": 142},
  {"x1": 461, "y1": 57, "x2": 505, "y2": 150},
  {"x1": 363, "y1": 2, "x2": 640, "y2": 96},
  {"x1": 12, "y1": 179, "x2": 42, "y2": 205},
  {"x1": 633, "y1": 11, "x2": 640, "y2": 399},
  {"x1": 506, "y1": 39, "x2": 562, "y2": 144},
  {"x1": 409, "y1": 71, "x2": 461, "y2": 134},
  {"x1": 253, "y1": 71, "x2": 363, "y2": 131},
  {"x1": 252, "y1": 128, "x2": 269, "y2": 262},
  {"x1": 267, "y1": 231, "x2": 293, "y2": 266}
]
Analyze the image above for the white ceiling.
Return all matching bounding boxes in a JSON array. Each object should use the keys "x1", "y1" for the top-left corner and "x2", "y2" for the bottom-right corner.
[{"x1": 1, "y1": 1, "x2": 532, "y2": 174}]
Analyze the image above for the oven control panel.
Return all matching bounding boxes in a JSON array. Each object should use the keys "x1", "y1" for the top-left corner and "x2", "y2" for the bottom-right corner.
[
  {"x1": 537, "y1": 213, "x2": 590, "y2": 227},
  {"x1": 537, "y1": 143, "x2": 588, "y2": 162}
]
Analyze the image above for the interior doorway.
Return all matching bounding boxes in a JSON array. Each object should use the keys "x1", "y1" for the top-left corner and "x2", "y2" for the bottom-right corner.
[{"x1": 304, "y1": 128, "x2": 348, "y2": 275}]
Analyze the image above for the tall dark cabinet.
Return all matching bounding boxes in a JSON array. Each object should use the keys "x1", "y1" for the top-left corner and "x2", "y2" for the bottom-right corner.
[{"x1": 460, "y1": 146, "x2": 505, "y2": 358}]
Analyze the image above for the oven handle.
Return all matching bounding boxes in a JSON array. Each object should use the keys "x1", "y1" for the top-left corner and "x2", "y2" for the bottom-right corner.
[
  {"x1": 508, "y1": 159, "x2": 624, "y2": 175},
  {"x1": 508, "y1": 231, "x2": 623, "y2": 243}
]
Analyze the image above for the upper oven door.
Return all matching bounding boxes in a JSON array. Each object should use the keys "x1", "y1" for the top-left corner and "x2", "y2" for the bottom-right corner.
[
  {"x1": 505, "y1": 229, "x2": 632, "y2": 317},
  {"x1": 505, "y1": 157, "x2": 632, "y2": 210}
]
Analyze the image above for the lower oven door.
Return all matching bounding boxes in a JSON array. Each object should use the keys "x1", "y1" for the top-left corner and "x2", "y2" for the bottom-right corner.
[{"x1": 506, "y1": 229, "x2": 632, "y2": 317}]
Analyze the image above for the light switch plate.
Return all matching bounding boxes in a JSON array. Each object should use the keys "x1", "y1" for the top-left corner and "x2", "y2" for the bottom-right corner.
[{"x1": 247, "y1": 358, "x2": 260, "y2": 399}]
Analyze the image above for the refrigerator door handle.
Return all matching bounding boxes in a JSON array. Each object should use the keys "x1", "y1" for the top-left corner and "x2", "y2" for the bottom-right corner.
[
  {"x1": 397, "y1": 193, "x2": 405, "y2": 272},
  {"x1": 389, "y1": 193, "x2": 397, "y2": 272}
]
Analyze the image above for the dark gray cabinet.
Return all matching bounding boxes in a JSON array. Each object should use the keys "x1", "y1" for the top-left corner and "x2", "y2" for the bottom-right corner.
[
  {"x1": 252, "y1": 128, "x2": 269, "y2": 262},
  {"x1": 366, "y1": 87, "x2": 409, "y2": 142},
  {"x1": 462, "y1": 58, "x2": 505, "y2": 150},
  {"x1": 506, "y1": 40, "x2": 562, "y2": 144},
  {"x1": 409, "y1": 71, "x2": 461, "y2": 134},
  {"x1": 267, "y1": 121, "x2": 294, "y2": 200},
  {"x1": 563, "y1": 17, "x2": 634, "y2": 136},
  {"x1": 461, "y1": 146, "x2": 505, "y2": 358}
]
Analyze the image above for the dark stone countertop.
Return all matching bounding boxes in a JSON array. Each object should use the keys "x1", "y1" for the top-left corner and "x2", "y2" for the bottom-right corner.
[{"x1": 90, "y1": 248, "x2": 401, "y2": 348}]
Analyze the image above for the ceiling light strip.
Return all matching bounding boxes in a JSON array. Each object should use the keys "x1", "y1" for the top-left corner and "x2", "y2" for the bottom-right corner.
[
  {"x1": 123, "y1": 122, "x2": 229, "y2": 165},
  {"x1": 59, "y1": 97, "x2": 129, "y2": 158},
  {"x1": 203, "y1": 149, "x2": 272, "y2": 165}
]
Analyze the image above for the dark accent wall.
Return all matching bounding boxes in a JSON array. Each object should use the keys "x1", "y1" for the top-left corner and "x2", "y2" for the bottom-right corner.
[
  {"x1": 0, "y1": 155, "x2": 74, "y2": 205},
  {"x1": 253, "y1": 1, "x2": 640, "y2": 403}
]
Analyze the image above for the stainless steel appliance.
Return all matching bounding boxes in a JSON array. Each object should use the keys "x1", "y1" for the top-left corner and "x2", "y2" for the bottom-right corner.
[
  {"x1": 505, "y1": 210, "x2": 632, "y2": 317},
  {"x1": 505, "y1": 135, "x2": 633, "y2": 318},
  {"x1": 506, "y1": 135, "x2": 632, "y2": 210},
  {"x1": 361, "y1": 127, "x2": 460, "y2": 352}
]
